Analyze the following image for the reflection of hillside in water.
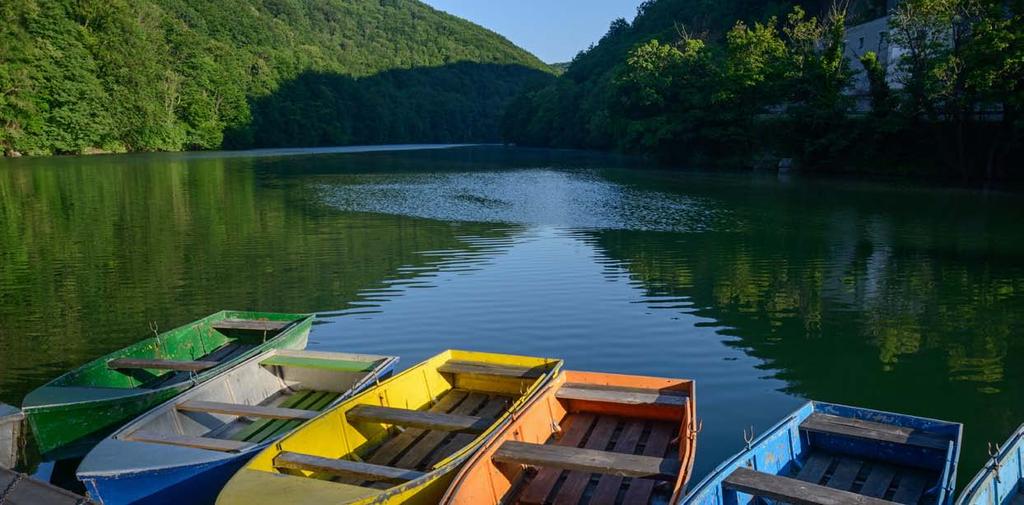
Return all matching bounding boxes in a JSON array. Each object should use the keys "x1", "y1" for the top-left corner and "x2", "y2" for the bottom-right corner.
[
  {"x1": 0, "y1": 153, "x2": 517, "y2": 404},
  {"x1": 584, "y1": 177, "x2": 1024, "y2": 481}
]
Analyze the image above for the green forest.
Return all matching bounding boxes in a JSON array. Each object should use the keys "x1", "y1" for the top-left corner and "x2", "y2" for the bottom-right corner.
[
  {"x1": 3, "y1": 0, "x2": 1022, "y2": 180},
  {"x1": 504, "y1": 0, "x2": 1024, "y2": 180},
  {"x1": 0, "y1": 0, "x2": 551, "y2": 156}
]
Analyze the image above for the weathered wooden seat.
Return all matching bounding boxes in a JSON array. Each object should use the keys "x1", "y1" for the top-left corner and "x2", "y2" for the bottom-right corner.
[
  {"x1": 494, "y1": 441, "x2": 680, "y2": 481},
  {"x1": 230, "y1": 390, "x2": 340, "y2": 444},
  {"x1": 346, "y1": 405, "x2": 491, "y2": 433},
  {"x1": 212, "y1": 319, "x2": 289, "y2": 332},
  {"x1": 800, "y1": 413, "x2": 950, "y2": 450},
  {"x1": 555, "y1": 383, "x2": 688, "y2": 407},
  {"x1": 274, "y1": 452, "x2": 424, "y2": 483},
  {"x1": 260, "y1": 355, "x2": 377, "y2": 373},
  {"x1": 725, "y1": 467, "x2": 896, "y2": 505},
  {"x1": 438, "y1": 360, "x2": 545, "y2": 379},
  {"x1": 349, "y1": 390, "x2": 509, "y2": 483},
  {"x1": 125, "y1": 431, "x2": 254, "y2": 452},
  {"x1": 176, "y1": 400, "x2": 319, "y2": 420},
  {"x1": 108, "y1": 358, "x2": 219, "y2": 372}
]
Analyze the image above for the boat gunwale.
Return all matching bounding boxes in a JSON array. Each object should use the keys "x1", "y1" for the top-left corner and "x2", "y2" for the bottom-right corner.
[
  {"x1": 954, "y1": 423, "x2": 1024, "y2": 505},
  {"x1": 22, "y1": 311, "x2": 313, "y2": 410},
  {"x1": 76, "y1": 349, "x2": 399, "y2": 478}
]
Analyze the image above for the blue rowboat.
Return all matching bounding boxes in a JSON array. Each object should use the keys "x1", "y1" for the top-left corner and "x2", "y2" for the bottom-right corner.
[
  {"x1": 681, "y1": 401, "x2": 962, "y2": 505},
  {"x1": 76, "y1": 349, "x2": 397, "y2": 505},
  {"x1": 955, "y1": 424, "x2": 1024, "y2": 505}
]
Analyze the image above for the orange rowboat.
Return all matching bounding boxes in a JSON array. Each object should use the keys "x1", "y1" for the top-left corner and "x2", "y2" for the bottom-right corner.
[{"x1": 441, "y1": 370, "x2": 696, "y2": 505}]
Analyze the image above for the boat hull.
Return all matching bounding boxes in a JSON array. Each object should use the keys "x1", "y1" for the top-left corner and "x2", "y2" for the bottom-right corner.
[
  {"x1": 441, "y1": 370, "x2": 697, "y2": 505},
  {"x1": 24, "y1": 311, "x2": 313, "y2": 458},
  {"x1": 0, "y1": 403, "x2": 24, "y2": 469},
  {"x1": 217, "y1": 350, "x2": 563, "y2": 505},
  {"x1": 682, "y1": 401, "x2": 963, "y2": 505},
  {"x1": 81, "y1": 455, "x2": 247, "y2": 505},
  {"x1": 77, "y1": 350, "x2": 397, "y2": 505},
  {"x1": 26, "y1": 387, "x2": 187, "y2": 461},
  {"x1": 955, "y1": 423, "x2": 1024, "y2": 505}
]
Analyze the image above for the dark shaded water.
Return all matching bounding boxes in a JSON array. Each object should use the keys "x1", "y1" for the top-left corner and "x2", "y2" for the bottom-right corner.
[{"x1": 1, "y1": 146, "x2": 1022, "y2": 487}]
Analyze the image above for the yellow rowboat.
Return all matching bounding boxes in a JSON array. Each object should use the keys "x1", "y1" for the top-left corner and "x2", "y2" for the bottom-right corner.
[{"x1": 216, "y1": 349, "x2": 562, "y2": 505}]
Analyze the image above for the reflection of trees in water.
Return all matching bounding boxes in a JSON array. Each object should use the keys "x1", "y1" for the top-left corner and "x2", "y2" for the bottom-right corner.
[
  {"x1": 0, "y1": 155, "x2": 513, "y2": 403},
  {"x1": 587, "y1": 187, "x2": 1024, "y2": 480}
]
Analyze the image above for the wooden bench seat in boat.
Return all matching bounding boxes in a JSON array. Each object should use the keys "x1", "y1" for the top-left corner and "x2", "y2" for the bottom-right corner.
[
  {"x1": 274, "y1": 452, "x2": 425, "y2": 484},
  {"x1": 346, "y1": 405, "x2": 492, "y2": 433},
  {"x1": 212, "y1": 319, "x2": 289, "y2": 332},
  {"x1": 724, "y1": 467, "x2": 897, "y2": 505},
  {"x1": 334, "y1": 389, "x2": 510, "y2": 488},
  {"x1": 800, "y1": 413, "x2": 951, "y2": 450},
  {"x1": 230, "y1": 390, "x2": 340, "y2": 445},
  {"x1": 438, "y1": 360, "x2": 546, "y2": 379},
  {"x1": 135, "y1": 342, "x2": 257, "y2": 389},
  {"x1": 259, "y1": 355, "x2": 378, "y2": 373},
  {"x1": 793, "y1": 452, "x2": 933, "y2": 504},
  {"x1": 107, "y1": 358, "x2": 220, "y2": 372},
  {"x1": 515, "y1": 413, "x2": 680, "y2": 505},
  {"x1": 125, "y1": 431, "x2": 254, "y2": 453},
  {"x1": 176, "y1": 400, "x2": 319, "y2": 420},
  {"x1": 493, "y1": 441, "x2": 680, "y2": 481},
  {"x1": 555, "y1": 382, "x2": 689, "y2": 408}
]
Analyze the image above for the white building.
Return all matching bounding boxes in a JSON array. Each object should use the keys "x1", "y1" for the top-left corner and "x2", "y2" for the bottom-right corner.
[{"x1": 842, "y1": 1, "x2": 906, "y2": 110}]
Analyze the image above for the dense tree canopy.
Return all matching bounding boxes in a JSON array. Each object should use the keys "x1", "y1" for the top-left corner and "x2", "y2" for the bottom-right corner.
[
  {"x1": 0, "y1": 0, "x2": 552, "y2": 156},
  {"x1": 504, "y1": 0, "x2": 1024, "y2": 180}
]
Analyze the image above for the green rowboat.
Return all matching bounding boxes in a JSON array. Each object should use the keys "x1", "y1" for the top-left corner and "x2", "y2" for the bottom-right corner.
[{"x1": 22, "y1": 310, "x2": 314, "y2": 459}]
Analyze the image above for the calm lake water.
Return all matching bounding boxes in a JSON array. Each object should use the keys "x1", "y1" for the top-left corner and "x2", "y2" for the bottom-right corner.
[{"x1": 1, "y1": 145, "x2": 1022, "y2": 487}]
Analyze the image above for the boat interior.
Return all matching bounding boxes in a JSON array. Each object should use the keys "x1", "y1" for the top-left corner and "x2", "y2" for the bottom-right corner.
[
  {"x1": 718, "y1": 408, "x2": 960, "y2": 505},
  {"x1": 104, "y1": 317, "x2": 297, "y2": 389},
  {"x1": 445, "y1": 371, "x2": 694, "y2": 505},
  {"x1": 245, "y1": 353, "x2": 560, "y2": 496},
  {"x1": 119, "y1": 350, "x2": 390, "y2": 452}
]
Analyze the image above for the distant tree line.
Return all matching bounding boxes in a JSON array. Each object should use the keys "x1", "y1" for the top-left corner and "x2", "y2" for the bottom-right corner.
[
  {"x1": 504, "y1": 0, "x2": 1024, "y2": 181},
  {"x1": 0, "y1": 0, "x2": 550, "y2": 156}
]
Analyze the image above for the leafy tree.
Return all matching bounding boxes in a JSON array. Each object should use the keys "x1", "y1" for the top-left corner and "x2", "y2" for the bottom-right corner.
[
  {"x1": 0, "y1": 0, "x2": 553, "y2": 156},
  {"x1": 506, "y1": 0, "x2": 1024, "y2": 180},
  {"x1": 860, "y1": 51, "x2": 893, "y2": 115}
]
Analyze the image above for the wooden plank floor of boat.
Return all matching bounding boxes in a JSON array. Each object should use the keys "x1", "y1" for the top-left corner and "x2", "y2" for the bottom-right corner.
[
  {"x1": 793, "y1": 451, "x2": 938, "y2": 505},
  {"x1": 509, "y1": 413, "x2": 679, "y2": 505},
  {"x1": 332, "y1": 388, "x2": 511, "y2": 488}
]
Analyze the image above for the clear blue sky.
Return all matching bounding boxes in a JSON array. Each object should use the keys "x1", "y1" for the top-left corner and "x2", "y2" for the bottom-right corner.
[{"x1": 422, "y1": 0, "x2": 644, "y2": 63}]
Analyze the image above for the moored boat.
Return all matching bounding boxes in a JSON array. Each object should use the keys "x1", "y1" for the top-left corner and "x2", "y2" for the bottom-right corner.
[
  {"x1": 22, "y1": 311, "x2": 314, "y2": 459},
  {"x1": 955, "y1": 423, "x2": 1024, "y2": 505},
  {"x1": 441, "y1": 370, "x2": 697, "y2": 505},
  {"x1": 0, "y1": 467, "x2": 94, "y2": 504},
  {"x1": 76, "y1": 349, "x2": 397, "y2": 505},
  {"x1": 216, "y1": 349, "x2": 562, "y2": 505},
  {"x1": 681, "y1": 401, "x2": 962, "y2": 505},
  {"x1": 0, "y1": 403, "x2": 24, "y2": 469}
]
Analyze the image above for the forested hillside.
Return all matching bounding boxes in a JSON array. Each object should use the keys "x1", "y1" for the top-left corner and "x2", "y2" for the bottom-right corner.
[
  {"x1": 503, "y1": 0, "x2": 865, "y2": 148},
  {"x1": 0, "y1": 0, "x2": 552, "y2": 156},
  {"x1": 505, "y1": 0, "x2": 1024, "y2": 180}
]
